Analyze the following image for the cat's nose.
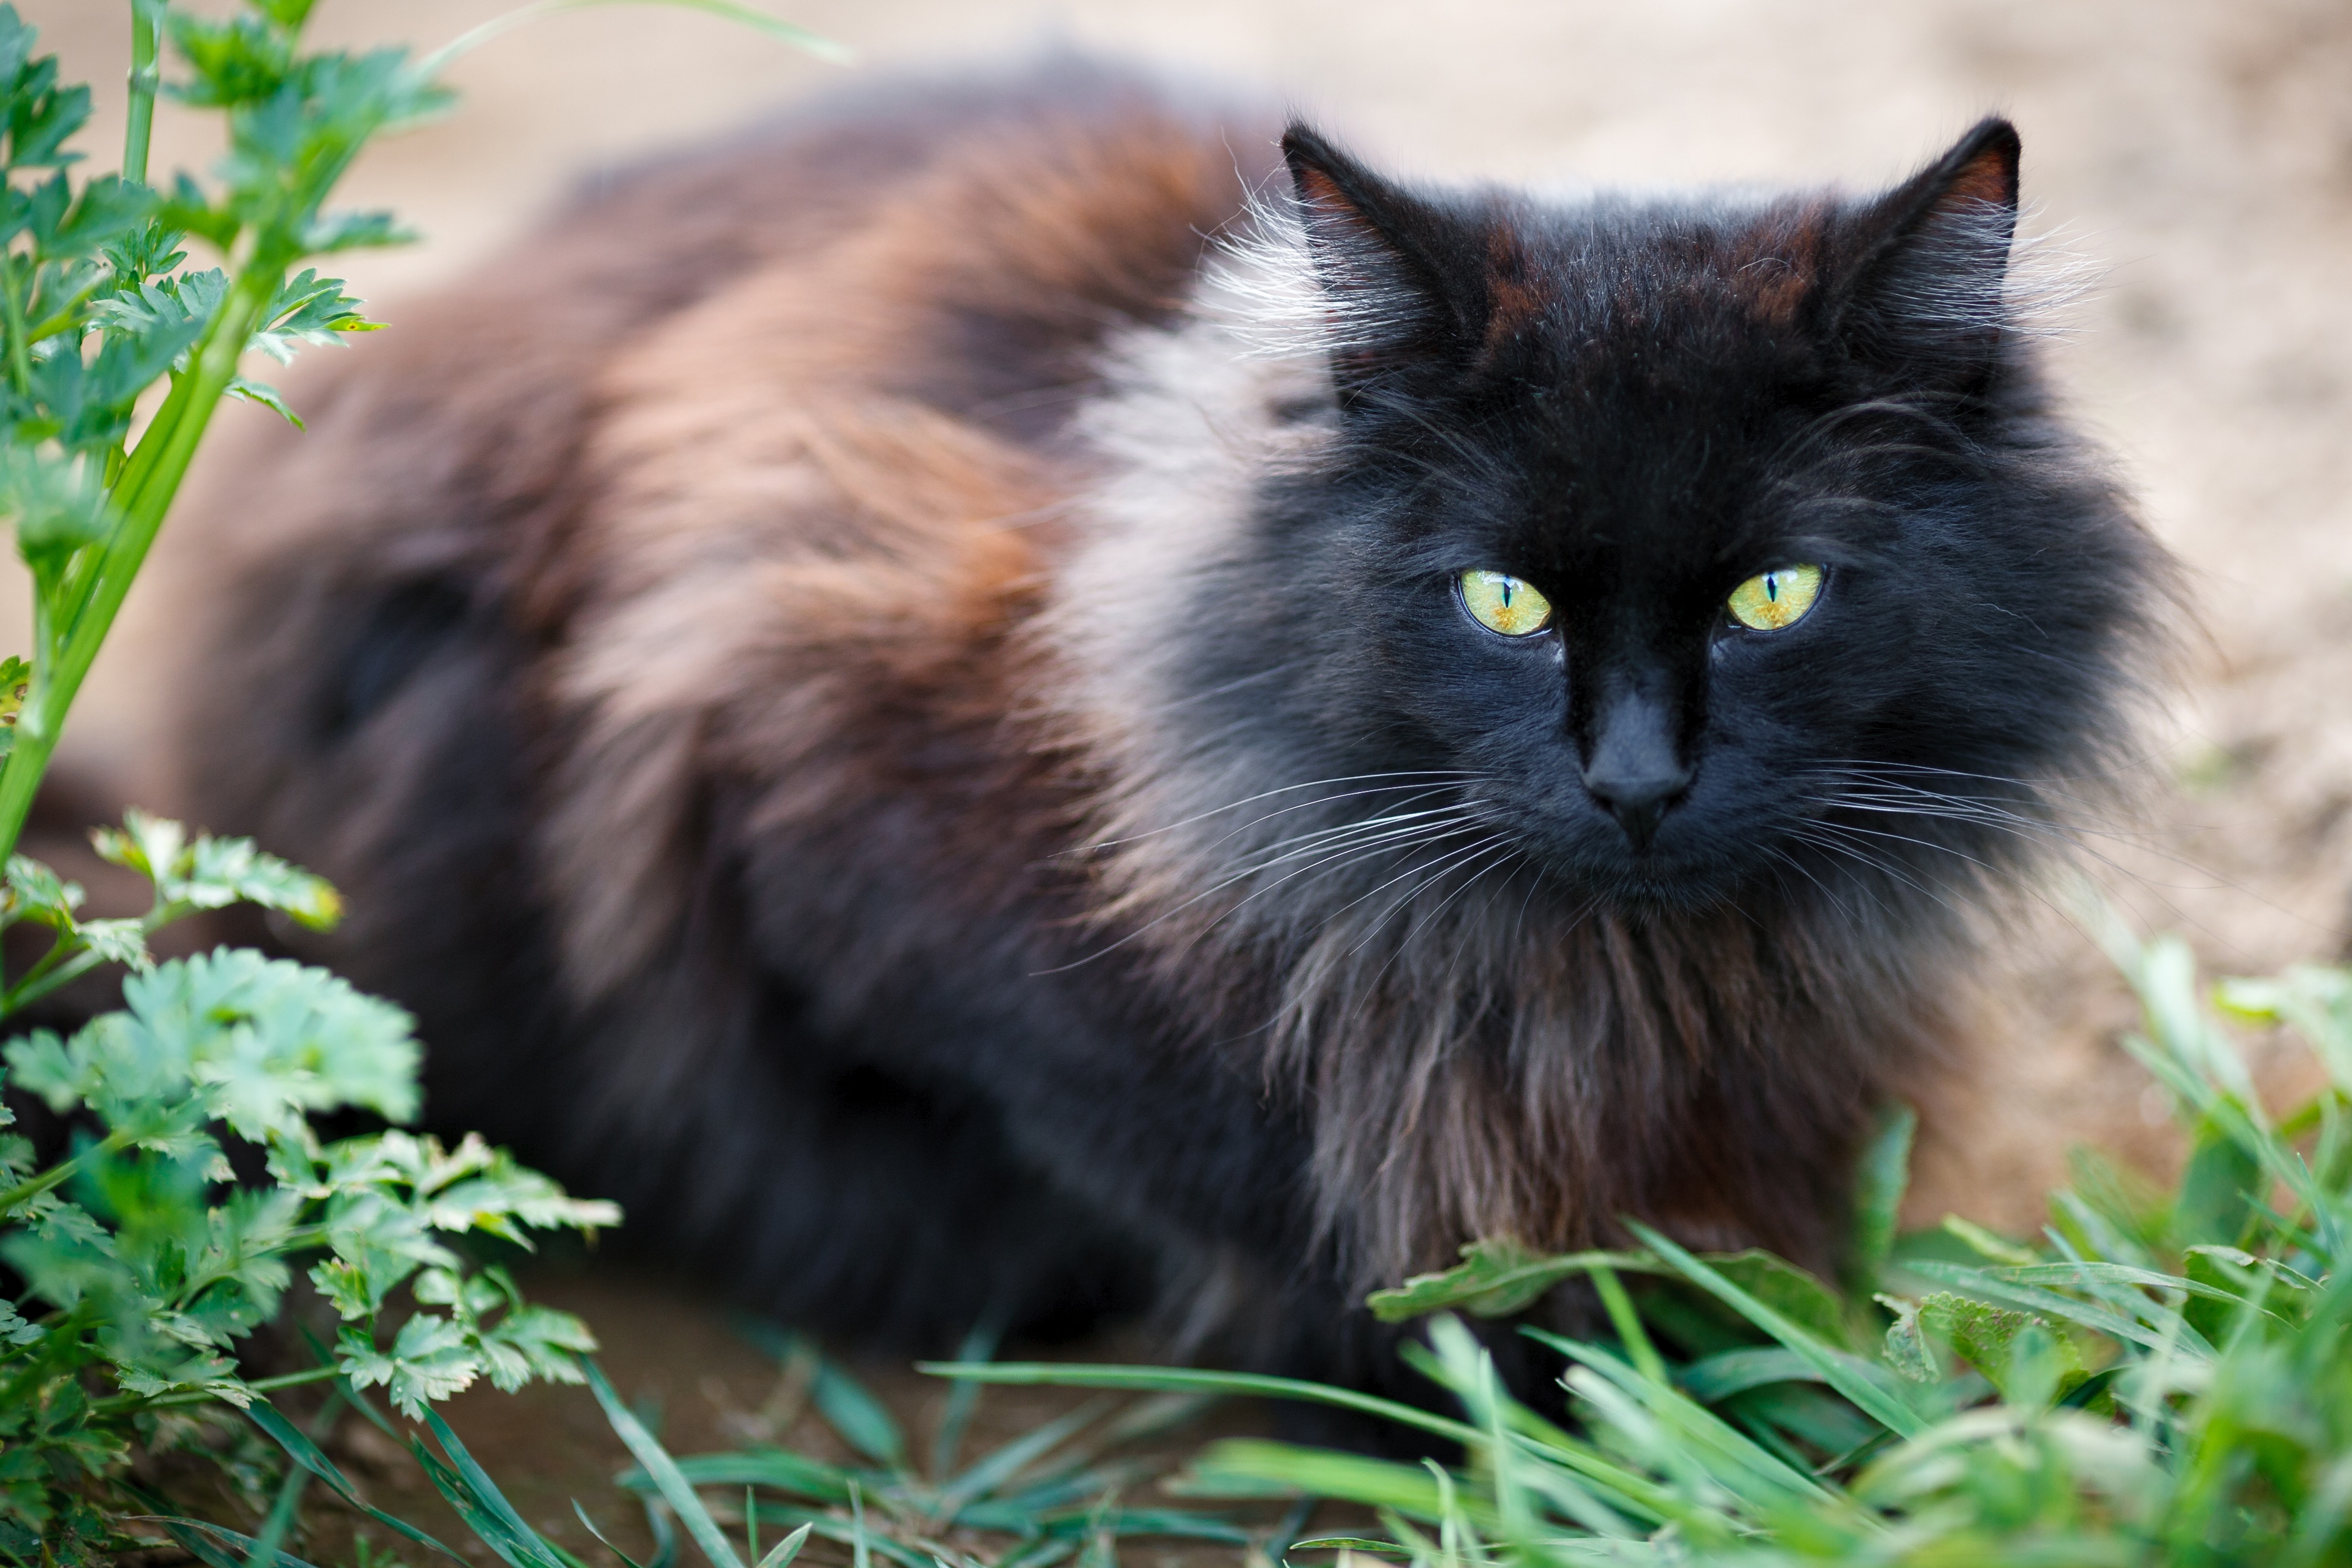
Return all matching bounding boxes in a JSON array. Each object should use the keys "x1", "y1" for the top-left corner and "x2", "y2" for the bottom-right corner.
[
  {"x1": 1582, "y1": 767, "x2": 1690, "y2": 850},
  {"x1": 1580, "y1": 689, "x2": 1692, "y2": 850}
]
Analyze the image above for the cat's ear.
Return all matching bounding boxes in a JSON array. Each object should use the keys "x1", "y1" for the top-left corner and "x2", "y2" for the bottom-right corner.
[
  {"x1": 1825, "y1": 117, "x2": 2021, "y2": 385},
  {"x1": 1280, "y1": 123, "x2": 1482, "y2": 398}
]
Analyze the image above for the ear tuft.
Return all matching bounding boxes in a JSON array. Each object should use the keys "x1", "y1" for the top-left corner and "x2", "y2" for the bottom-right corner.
[
  {"x1": 1833, "y1": 117, "x2": 2026, "y2": 383},
  {"x1": 1277, "y1": 123, "x2": 1474, "y2": 394},
  {"x1": 1937, "y1": 117, "x2": 2021, "y2": 216}
]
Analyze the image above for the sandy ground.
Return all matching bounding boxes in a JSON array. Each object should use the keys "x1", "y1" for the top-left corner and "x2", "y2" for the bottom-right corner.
[{"x1": 12, "y1": 0, "x2": 2352, "y2": 1557}]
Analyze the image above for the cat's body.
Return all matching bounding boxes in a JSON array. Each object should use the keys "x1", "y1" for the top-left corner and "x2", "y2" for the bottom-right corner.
[{"x1": 140, "y1": 58, "x2": 2162, "y2": 1394}]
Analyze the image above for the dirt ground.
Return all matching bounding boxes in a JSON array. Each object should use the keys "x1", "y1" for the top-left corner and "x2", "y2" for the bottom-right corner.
[{"x1": 14, "y1": 0, "x2": 2352, "y2": 1559}]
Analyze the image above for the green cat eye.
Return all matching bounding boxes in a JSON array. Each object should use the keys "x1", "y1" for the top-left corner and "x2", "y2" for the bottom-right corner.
[
  {"x1": 1726, "y1": 564, "x2": 1824, "y2": 632},
  {"x1": 1458, "y1": 570, "x2": 1553, "y2": 637}
]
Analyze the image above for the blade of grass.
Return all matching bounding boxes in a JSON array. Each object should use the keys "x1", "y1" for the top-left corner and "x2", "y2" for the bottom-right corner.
[
  {"x1": 419, "y1": 0, "x2": 849, "y2": 75},
  {"x1": 409, "y1": 1417, "x2": 587, "y2": 1568},
  {"x1": 588, "y1": 1359, "x2": 747, "y2": 1568},
  {"x1": 631, "y1": 1450, "x2": 860, "y2": 1506},
  {"x1": 917, "y1": 1363, "x2": 1483, "y2": 1450},
  {"x1": 130, "y1": 1516, "x2": 322, "y2": 1568},
  {"x1": 814, "y1": 1358, "x2": 910, "y2": 1470},
  {"x1": 1177, "y1": 1440, "x2": 1464, "y2": 1523},
  {"x1": 1626, "y1": 1222, "x2": 1929, "y2": 1439},
  {"x1": 938, "y1": 1398, "x2": 1110, "y2": 1516},
  {"x1": 243, "y1": 1395, "x2": 463, "y2": 1563},
  {"x1": 241, "y1": 1390, "x2": 347, "y2": 1568},
  {"x1": 741, "y1": 1321, "x2": 908, "y2": 1468},
  {"x1": 756, "y1": 1522, "x2": 813, "y2": 1568},
  {"x1": 574, "y1": 1500, "x2": 656, "y2": 1568},
  {"x1": 932, "y1": 1317, "x2": 1001, "y2": 1480}
]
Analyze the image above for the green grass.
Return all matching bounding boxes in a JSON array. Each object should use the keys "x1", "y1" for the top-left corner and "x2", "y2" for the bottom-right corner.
[
  {"x1": 930, "y1": 913, "x2": 2352, "y2": 1566},
  {"x1": 178, "y1": 913, "x2": 2348, "y2": 1567}
]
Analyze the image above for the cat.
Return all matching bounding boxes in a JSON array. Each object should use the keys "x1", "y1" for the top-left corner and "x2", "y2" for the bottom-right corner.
[{"x1": 135, "y1": 55, "x2": 2165, "y2": 1402}]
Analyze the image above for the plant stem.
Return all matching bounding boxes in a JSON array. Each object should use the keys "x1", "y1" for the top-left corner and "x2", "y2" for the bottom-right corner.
[
  {"x1": 124, "y1": 0, "x2": 163, "y2": 186},
  {"x1": 0, "y1": 1124, "x2": 135, "y2": 1216},
  {"x1": 90, "y1": 1364, "x2": 346, "y2": 1418},
  {"x1": 0, "y1": 258, "x2": 33, "y2": 398},
  {"x1": 0, "y1": 945, "x2": 107, "y2": 1016},
  {"x1": 0, "y1": 265, "x2": 271, "y2": 865}
]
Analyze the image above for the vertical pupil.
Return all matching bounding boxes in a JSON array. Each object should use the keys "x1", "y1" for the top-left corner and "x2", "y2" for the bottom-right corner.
[
  {"x1": 1765, "y1": 574, "x2": 1780, "y2": 602},
  {"x1": 1499, "y1": 578, "x2": 1515, "y2": 607}
]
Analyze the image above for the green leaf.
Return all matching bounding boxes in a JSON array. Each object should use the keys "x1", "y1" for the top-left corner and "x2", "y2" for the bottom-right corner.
[
  {"x1": 338, "y1": 1312, "x2": 482, "y2": 1418},
  {"x1": 93, "y1": 810, "x2": 344, "y2": 929},
  {"x1": 810, "y1": 1354, "x2": 907, "y2": 1469},
  {"x1": 2174, "y1": 1117, "x2": 2264, "y2": 1249},
  {"x1": 1369, "y1": 1237, "x2": 1649, "y2": 1322},
  {"x1": 1845, "y1": 1102, "x2": 1916, "y2": 1294},
  {"x1": 1704, "y1": 1251, "x2": 1854, "y2": 1351},
  {"x1": 225, "y1": 375, "x2": 302, "y2": 428},
  {"x1": 0, "y1": 446, "x2": 110, "y2": 575},
  {"x1": 72, "y1": 917, "x2": 151, "y2": 970},
  {"x1": 1875, "y1": 1294, "x2": 1939, "y2": 1382},
  {"x1": 476, "y1": 1303, "x2": 596, "y2": 1391},
  {"x1": 2220, "y1": 965, "x2": 2352, "y2": 1091},
  {"x1": 1916, "y1": 1293, "x2": 2085, "y2": 1404},
  {"x1": 1674, "y1": 1344, "x2": 1827, "y2": 1404},
  {"x1": 3, "y1": 852, "x2": 82, "y2": 927},
  {"x1": 0, "y1": 1295, "x2": 42, "y2": 1346},
  {"x1": 1625, "y1": 1222, "x2": 1927, "y2": 1439}
]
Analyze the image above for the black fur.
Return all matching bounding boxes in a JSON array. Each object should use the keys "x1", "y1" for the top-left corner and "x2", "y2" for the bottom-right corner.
[{"x1": 150, "y1": 62, "x2": 2166, "y2": 1430}]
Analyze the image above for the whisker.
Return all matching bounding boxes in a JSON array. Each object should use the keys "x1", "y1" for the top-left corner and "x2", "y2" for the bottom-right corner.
[{"x1": 1074, "y1": 770, "x2": 1484, "y2": 853}]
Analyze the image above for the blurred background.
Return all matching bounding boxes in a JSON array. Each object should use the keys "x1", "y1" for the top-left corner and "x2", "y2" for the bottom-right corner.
[{"x1": 13, "y1": 0, "x2": 2352, "y2": 1225}]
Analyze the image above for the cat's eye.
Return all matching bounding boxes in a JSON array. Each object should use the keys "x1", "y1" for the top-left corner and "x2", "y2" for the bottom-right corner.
[
  {"x1": 1458, "y1": 570, "x2": 1553, "y2": 637},
  {"x1": 1726, "y1": 564, "x2": 1824, "y2": 632}
]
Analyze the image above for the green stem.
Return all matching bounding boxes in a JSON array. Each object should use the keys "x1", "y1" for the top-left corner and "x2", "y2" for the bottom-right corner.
[
  {"x1": 0, "y1": 943, "x2": 107, "y2": 1016},
  {"x1": 0, "y1": 266, "x2": 271, "y2": 866},
  {"x1": 124, "y1": 0, "x2": 163, "y2": 187},
  {"x1": 0, "y1": 1124, "x2": 135, "y2": 1217},
  {"x1": 91, "y1": 1363, "x2": 343, "y2": 1417},
  {"x1": 0, "y1": 258, "x2": 33, "y2": 398}
]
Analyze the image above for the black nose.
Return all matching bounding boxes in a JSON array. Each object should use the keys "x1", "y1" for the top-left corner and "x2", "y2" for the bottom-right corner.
[{"x1": 1582, "y1": 766, "x2": 1691, "y2": 850}]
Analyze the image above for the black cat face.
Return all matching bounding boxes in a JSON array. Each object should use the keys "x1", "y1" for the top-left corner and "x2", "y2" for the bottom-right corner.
[{"x1": 1222, "y1": 119, "x2": 2158, "y2": 914}]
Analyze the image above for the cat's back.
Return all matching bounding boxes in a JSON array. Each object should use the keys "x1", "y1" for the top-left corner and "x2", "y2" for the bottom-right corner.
[{"x1": 134, "y1": 56, "x2": 1270, "y2": 1051}]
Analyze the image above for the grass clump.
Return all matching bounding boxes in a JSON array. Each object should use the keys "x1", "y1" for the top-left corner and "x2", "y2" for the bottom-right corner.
[{"x1": 940, "y1": 918, "x2": 2352, "y2": 1564}]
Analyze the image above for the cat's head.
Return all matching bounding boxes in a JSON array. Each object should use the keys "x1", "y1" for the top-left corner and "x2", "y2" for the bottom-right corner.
[{"x1": 1063, "y1": 117, "x2": 2164, "y2": 936}]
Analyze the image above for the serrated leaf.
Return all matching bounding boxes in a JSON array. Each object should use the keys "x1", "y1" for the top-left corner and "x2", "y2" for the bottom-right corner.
[
  {"x1": 3, "y1": 853, "x2": 82, "y2": 927},
  {"x1": 340, "y1": 1312, "x2": 482, "y2": 1418},
  {"x1": 72, "y1": 917, "x2": 151, "y2": 971},
  {"x1": 1875, "y1": 1294, "x2": 1938, "y2": 1382},
  {"x1": 1370, "y1": 1236, "x2": 1650, "y2": 1322},
  {"x1": 1916, "y1": 1293, "x2": 2087, "y2": 1404},
  {"x1": 0, "y1": 446, "x2": 110, "y2": 575},
  {"x1": 226, "y1": 375, "x2": 302, "y2": 428},
  {"x1": 0, "y1": 1295, "x2": 43, "y2": 1346}
]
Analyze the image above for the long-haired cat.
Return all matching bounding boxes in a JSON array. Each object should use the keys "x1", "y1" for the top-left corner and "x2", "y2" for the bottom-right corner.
[{"x1": 137, "y1": 56, "x2": 2163, "y2": 1399}]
